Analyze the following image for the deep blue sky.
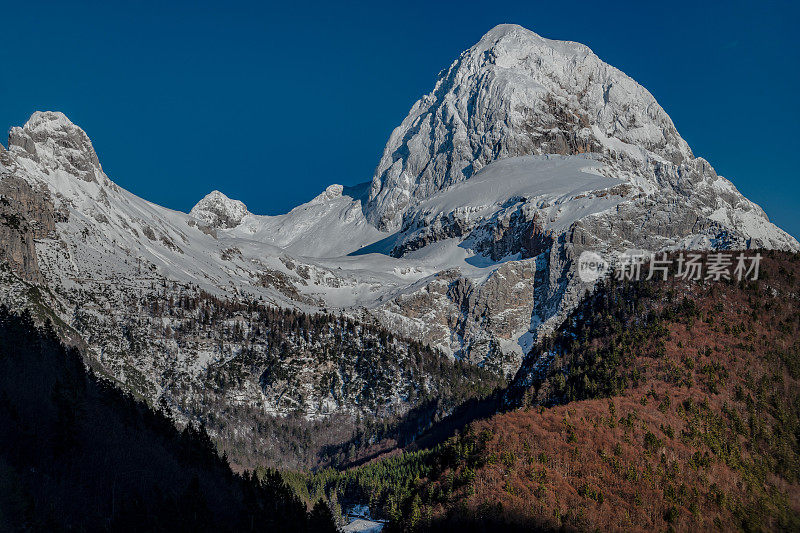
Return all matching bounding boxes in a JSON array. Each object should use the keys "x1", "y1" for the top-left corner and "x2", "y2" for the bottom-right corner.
[{"x1": 2, "y1": 1, "x2": 798, "y2": 238}]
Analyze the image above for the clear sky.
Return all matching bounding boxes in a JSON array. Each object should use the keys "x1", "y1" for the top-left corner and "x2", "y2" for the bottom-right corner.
[{"x1": 2, "y1": 1, "x2": 798, "y2": 238}]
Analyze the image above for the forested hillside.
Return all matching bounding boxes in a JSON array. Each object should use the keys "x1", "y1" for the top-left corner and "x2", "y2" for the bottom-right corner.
[
  {"x1": 301, "y1": 251, "x2": 800, "y2": 531},
  {"x1": 127, "y1": 289, "x2": 505, "y2": 470},
  {"x1": 0, "y1": 252, "x2": 505, "y2": 473}
]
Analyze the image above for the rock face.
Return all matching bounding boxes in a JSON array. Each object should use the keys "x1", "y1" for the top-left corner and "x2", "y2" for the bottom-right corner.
[
  {"x1": 0, "y1": 147, "x2": 58, "y2": 283},
  {"x1": 8, "y1": 111, "x2": 103, "y2": 183},
  {"x1": 190, "y1": 190, "x2": 250, "y2": 229}
]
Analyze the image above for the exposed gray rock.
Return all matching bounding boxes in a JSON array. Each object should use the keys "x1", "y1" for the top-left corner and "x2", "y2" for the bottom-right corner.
[
  {"x1": 0, "y1": 165, "x2": 57, "y2": 283},
  {"x1": 189, "y1": 190, "x2": 249, "y2": 229},
  {"x1": 8, "y1": 111, "x2": 103, "y2": 182}
]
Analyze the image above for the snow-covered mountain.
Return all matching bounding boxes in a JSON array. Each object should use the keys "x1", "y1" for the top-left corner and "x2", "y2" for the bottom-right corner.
[
  {"x1": 191, "y1": 184, "x2": 385, "y2": 258},
  {"x1": 0, "y1": 24, "x2": 797, "y2": 439},
  {"x1": 359, "y1": 24, "x2": 798, "y2": 366},
  {"x1": 364, "y1": 23, "x2": 693, "y2": 231}
]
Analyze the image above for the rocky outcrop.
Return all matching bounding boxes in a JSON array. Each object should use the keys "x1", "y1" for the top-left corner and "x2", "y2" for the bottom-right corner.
[
  {"x1": 189, "y1": 190, "x2": 249, "y2": 229},
  {"x1": 0, "y1": 153, "x2": 58, "y2": 282},
  {"x1": 473, "y1": 210, "x2": 554, "y2": 261},
  {"x1": 379, "y1": 260, "x2": 540, "y2": 374},
  {"x1": 8, "y1": 111, "x2": 103, "y2": 183}
]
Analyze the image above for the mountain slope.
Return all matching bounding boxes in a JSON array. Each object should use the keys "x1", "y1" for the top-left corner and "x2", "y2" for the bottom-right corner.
[
  {"x1": 308, "y1": 250, "x2": 800, "y2": 531},
  {"x1": 0, "y1": 115, "x2": 504, "y2": 469},
  {"x1": 191, "y1": 184, "x2": 385, "y2": 258}
]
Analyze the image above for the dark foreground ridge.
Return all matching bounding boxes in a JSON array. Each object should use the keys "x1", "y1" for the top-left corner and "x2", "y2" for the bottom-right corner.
[{"x1": 0, "y1": 305, "x2": 337, "y2": 532}]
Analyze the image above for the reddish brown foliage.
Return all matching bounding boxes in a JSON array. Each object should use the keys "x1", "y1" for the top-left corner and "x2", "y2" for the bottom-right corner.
[{"x1": 410, "y1": 251, "x2": 800, "y2": 532}]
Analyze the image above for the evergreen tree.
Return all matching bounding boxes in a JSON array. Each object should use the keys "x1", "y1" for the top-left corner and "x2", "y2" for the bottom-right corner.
[{"x1": 307, "y1": 499, "x2": 337, "y2": 533}]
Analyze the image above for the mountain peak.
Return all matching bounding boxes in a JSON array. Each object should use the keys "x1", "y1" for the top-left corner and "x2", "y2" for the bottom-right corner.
[
  {"x1": 476, "y1": 23, "x2": 588, "y2": 54},
  {"x1": 24, "y1": 111, "x2": 79, "y2": 132},
  {"x1": 190, "y1": 190, "x2": 249, "y2": 229},
  {"x1": 476, "y1": 23, "x2": 550, "y2": 50},
  {"x1": 8, "y1": 111, "x2": 102, "y2": 182},
  {"x1": 308, "y1": 184, "x2": 344, "y2": 205},
  {"x1": 480, "y1": 23, "x2": 530, "y2": 39},
  {"x1": 365, "y1": 23, "x2": 691, "y2": 230}
]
